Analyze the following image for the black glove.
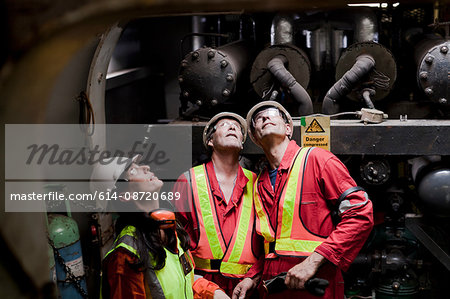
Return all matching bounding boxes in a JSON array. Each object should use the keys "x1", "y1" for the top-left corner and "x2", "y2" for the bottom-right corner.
[
  {"x1": 264, "y1": 273, "x2": 329, "y2": 296},
  {"x1": 304, "y1": 278, "x2": 329, "y2": 296},
  {"x1": 263, "y1": 272, "x2": 287, "y2": 294}
]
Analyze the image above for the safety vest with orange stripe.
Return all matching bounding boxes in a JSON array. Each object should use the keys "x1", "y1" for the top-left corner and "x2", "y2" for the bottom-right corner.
[
  {"x1": 189, "y1": 164, "x2": 258, "y2": 278},
  {"x1": 254, "y1": 147, "x2": 327, "y2": 258}
]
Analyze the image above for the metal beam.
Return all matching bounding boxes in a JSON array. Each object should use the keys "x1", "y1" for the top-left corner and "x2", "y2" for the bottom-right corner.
[{"x1": 184, "y1": 119, "x2": 450, "y2": 156}]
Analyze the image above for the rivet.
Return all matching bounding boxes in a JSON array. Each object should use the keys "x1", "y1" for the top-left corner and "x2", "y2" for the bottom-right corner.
[
  {"x1": 196, "y1": 100, "x2": 202, "y2": 106},
  {"x1": 419, "y1": 72, "x2": 428, "y2": 80},
  {"x1": 439, "y1": 98, "x2": 447, "y2": 105},
  {"x1": 226, "y1": 74, "x2": 234, "y2": 81},
  {"x1": 208, "y1": 50, "x2": 215, "y2": 58},
  {"x1": 222, "y1": 89, "x2": 230, "y2": 97},
  {"x1": 183, "y1": 91, "x2": 189, "y2": 97},
  {"x1": 425, "y1": 56, "x2": 433, "y2": 64},
  {"x1": 440, "y1": 46, "x2": 448, "y2": 54},
  {"x1": 211, "y1": 99, "x2": 218, "y2": 106},
  {"x1": 178, "y1": 76, "x2": 184, "y2": 83},
  {"x1": 97, "y1": 73, "x2": 104, "y2": 83},
  {"x1": 425, "y1": 87, "x2": 433, "y2": 95},
  {"x1": 192, "y1": 51, "x2": 199, "y2": 59},
  {"x1": 220, "y1": 60, "x2": 228, "y2": 68}
]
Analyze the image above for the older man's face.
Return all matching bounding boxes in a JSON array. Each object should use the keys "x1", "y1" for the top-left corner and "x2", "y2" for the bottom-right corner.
[
  {"x1": 208, "y1": 118, "x2": 244, "y2": 151},
  {"x1": 252, "y1": 107, "x2": 290, "y2": 142}
]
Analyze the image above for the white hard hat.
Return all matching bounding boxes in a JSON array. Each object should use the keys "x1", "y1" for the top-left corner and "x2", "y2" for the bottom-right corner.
[
  {"x1": 89, "y1": 154, "x2": 142, "y2": 193},
  {"x1": 203, "y1": 112, "x2": 247, "y2": 148},
  {"x1": 246, "y1": 100, "x2": 293, "y2": 146}
]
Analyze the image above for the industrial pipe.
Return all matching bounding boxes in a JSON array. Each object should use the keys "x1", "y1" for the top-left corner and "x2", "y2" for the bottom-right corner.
[
  {"x1": 267, "y1": 55, "x2": 313, "y2": 115},
  {"x1": 270, "y1": 14, "x2": 294, "y2": 45},
  {"x1": 322, "y1": 54, "x2": 375, "y2": 114},
  {"x1": 362, "y1": 89, "x2": 375, "y2": 109}
]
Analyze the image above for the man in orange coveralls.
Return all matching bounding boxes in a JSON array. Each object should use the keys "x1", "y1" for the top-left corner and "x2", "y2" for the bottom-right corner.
[
  {"x1": 173, "y1": 112, "x2": 263, "y2": 299},
  {"x1": 236, "y1": 101, "x2": 374, "y2": 299}
]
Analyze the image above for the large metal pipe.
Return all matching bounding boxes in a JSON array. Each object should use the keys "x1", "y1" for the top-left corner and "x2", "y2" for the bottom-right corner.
[
  {"x1": 322, "y1": 54, "x2": 375, "y2": 114},
  {"x1": 267, "y1": 55, "x2": 313, "y2": 115},
  {"x1": 270, "y1": 14, "x2": 294, "y2": 45},
  {"x1": 352, "y1": 8, "x2": 378, "y2": 43}
]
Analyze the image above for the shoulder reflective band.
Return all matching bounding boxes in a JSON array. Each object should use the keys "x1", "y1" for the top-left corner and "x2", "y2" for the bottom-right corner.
[
  {"x1": 337, "y1": 186, "x2": 368, "y2": 215},
  {"x1": 105, "y1": 225, "x2": 138, "y2": 259},
  {"x1": 192, "y1": 165, "x2": 225, "y2": 258}
]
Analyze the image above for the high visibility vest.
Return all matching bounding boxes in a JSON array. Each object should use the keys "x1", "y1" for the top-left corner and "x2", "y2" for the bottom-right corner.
[
  {"x1": 103, "y1": 225, "x2": 194, "y2": 299},
  {"x1": 254, "y1": 147, "x2": 327, "y2": 258},
  {"x1": 190, "y1": 165, "x2": 258, "y2": 278}
]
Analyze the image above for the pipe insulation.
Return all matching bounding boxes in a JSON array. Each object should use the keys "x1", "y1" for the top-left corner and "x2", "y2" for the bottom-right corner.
[
  {"x1": 267, "y1": 55, "x2": 313, "y2": 115},
  {"x1": 322, "y1": 54, "x2": 375, "y2": 114}
]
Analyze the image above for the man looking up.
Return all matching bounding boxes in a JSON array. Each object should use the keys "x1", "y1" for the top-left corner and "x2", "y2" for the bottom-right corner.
[
  {"x1": 241, "y1": 101, "x2": 373, "y2": 299},
  {"x1": 173, "y1": 112, "x2": 263, "y2": 298}
]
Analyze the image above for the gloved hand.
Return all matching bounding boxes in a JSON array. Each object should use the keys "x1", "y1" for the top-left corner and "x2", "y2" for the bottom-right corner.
[
  {"x1": 263, "y1": 272, "x2": 287, "y2": 294},
  {"x1": 263, "y1": 273, "x2": 329, "y2": 296},
  {"x1": 304, "y1": 278, "x2": 329, "y2": 296}
]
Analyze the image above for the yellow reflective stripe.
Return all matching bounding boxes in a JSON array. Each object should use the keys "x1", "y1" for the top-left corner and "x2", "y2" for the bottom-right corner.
[
  {"x1": 276, "y1": 238, "x2": 322, "y2": 253},
  {"x1": 104, "y1": 226, "x2": 139, "y2": 258},
  {"x1": 225, "y1": 169, "x2": 253, "y2": 265},
  {"x1": 279, "y1": 148, "x2": 308, "y2": 240},
  {"x1": 192, "y1": 256, "x2": 213, "y2": 270},
  {"x1": 193, "y1": 257, "x2": 252, "y2": 275},
  {"x1": 254, "y1": 175, "x2": 275, "y2": 242},
  {"x1": 193, "y1": 165, "x2": 224, "y2": 258},
  {"x1": 118, "y1": 225, "x2": 136, "y2": 238},
  {"x1": 112, "y1": 243, "x2": 138, "y2": 257},
  {"x1": 220, "y1": 261, "x2": 252, "y2": 275}
]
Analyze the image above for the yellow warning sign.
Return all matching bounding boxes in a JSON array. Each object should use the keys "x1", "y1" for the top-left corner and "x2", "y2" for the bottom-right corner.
[
  {"x1": 300, "y1": 116, "x2": 330, "y2": 151},
  {"x1": 303, "y1": 135, "x2": 329, "y2": 148},
  {"x1": 305, "y1": 118, "x2": 325, "y2": 133}
]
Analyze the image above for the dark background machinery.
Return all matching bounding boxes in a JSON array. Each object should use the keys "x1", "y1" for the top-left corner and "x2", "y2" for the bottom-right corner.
[{"x1": 1, "y1": 1, "x2": 450, "y2": 299}]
